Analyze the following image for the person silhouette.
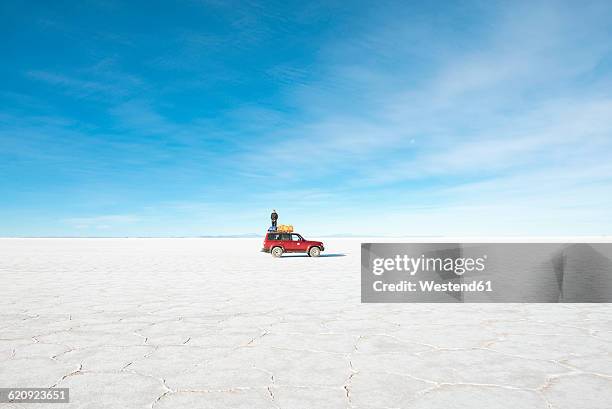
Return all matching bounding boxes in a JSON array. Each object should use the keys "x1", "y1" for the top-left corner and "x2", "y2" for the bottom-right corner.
[{"x1": 271, "y1": 209, "x2": 278, "y2": 228}]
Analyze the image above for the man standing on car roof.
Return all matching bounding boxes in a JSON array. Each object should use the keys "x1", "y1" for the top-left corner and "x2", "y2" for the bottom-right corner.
[{"x1": 271, "y1": 209, "x2": 278, "y2": 228}]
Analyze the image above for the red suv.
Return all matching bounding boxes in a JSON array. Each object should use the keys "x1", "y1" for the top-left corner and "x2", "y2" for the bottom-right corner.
[{"x1": 262, "y1": 232, "x2": 324, "y2": 257}]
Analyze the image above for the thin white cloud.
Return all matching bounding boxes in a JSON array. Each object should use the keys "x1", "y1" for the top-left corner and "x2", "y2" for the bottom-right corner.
[{"x1": 27, "y1": 70, "x2": 124, "y2": 98}]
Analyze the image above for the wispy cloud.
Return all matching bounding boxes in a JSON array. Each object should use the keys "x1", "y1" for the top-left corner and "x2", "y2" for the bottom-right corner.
[
  {"x1": 27, "y1": 70, "x2": 125, "y2": 99},
  {"x1": 232, "y1": 2, "x2": 612, "y2": 189},
  {"x1": 26, "y1": 61, "x2": 145, "y2": 101}
]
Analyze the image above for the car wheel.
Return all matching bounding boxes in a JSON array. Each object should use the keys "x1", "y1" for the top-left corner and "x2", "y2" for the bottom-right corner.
[
  {"x1": 308, "y1": 246, "x2": 321, "y2": 257},
  {"x1": 271, "y1": 246, "x2": 283, "y2": 257}
]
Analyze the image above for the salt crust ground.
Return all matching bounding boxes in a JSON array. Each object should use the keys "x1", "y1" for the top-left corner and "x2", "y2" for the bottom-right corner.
[{"x1": 1, "y1": 238, "x2": 611, "y2": 409}]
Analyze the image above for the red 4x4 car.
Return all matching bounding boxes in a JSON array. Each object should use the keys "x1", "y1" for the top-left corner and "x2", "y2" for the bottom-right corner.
[{"x1": 262, "y1": 232, "x2": 324, "y2": 257}]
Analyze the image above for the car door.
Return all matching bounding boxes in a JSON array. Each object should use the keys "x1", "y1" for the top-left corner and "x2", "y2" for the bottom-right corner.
[
  {"x1": 277, "y1": 233, "x2": 293, "y2": 251},
  {"x1": 287, "y1": 233, "x2": 304, "y2": 252}
]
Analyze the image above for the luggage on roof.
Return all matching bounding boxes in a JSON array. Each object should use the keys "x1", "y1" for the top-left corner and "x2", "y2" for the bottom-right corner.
[{"x1": 276, "y1": 224, "x2": 293, "y2": 232}]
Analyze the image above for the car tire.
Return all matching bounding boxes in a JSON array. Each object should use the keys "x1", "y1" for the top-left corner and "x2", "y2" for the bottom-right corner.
[
  {"x1": 308, "y1": 246, "x2": 321, "y2": 257},
  {"x1": 271, "y1": 246, "x2": 283, "y2": 257}
]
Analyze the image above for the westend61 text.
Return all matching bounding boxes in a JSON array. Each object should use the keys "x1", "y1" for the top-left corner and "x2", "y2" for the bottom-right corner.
[{"x1": 373, "y1": 280, "x2": 493, "y2": 292}]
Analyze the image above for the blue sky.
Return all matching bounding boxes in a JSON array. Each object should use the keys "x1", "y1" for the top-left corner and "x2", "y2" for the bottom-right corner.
[{"x1": 1, "y1": 0, "x2": 612, "y2": 237}]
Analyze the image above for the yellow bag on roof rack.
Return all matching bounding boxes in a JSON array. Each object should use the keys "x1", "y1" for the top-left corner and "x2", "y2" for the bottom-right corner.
[{"x1": 277, "y1": 224, "x2": 293, "y2": 232}]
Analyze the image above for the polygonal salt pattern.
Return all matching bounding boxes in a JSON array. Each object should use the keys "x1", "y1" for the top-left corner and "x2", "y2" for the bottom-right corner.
[{"x1": 1, "y1": 238, "x2": 611, "y2": 408}]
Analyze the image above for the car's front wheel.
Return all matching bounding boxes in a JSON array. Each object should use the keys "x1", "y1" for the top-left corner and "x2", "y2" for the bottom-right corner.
[
  {"x1": 308, "y1": 246, "x2": 321, "y2": 257},
  {"x1": 271, "y1": 246, "x2": 283, "y2": 257}
]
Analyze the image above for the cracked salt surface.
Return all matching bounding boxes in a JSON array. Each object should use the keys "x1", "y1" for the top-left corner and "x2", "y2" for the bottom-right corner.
[{"x1": 1, "y1": 238, "x2": 611, "y2": 408}]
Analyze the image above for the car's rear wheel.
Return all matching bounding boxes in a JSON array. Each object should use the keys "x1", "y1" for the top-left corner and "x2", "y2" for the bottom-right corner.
[
  {"x1": 308, "y1": 246, "x2": 321, "y2": 257},
  {"x1": 271, "y1": 246, "x2": 283, "y2": 257}
]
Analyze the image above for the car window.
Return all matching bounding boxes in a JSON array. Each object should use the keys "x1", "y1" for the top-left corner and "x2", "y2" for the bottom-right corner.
[
  {"x1": 281, "y1": 234, "x2": 292, "y2": 241},
  {"x1": 291, "y1": 234, "x2": 301, "y2": 241},
  {"x1": 267, "y1": 233, "x2": 280, "y2": 240}
]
